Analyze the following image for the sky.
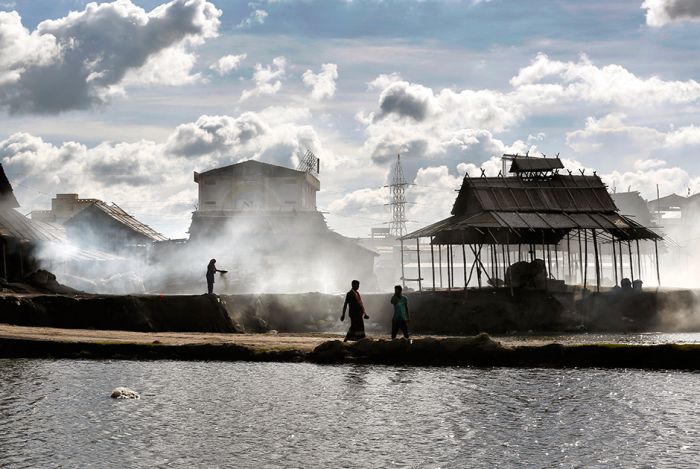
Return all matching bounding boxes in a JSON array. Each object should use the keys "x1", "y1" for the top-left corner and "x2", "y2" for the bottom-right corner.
[{"x1": 1, "y1": 0, "x2": 700, "y2": 238}]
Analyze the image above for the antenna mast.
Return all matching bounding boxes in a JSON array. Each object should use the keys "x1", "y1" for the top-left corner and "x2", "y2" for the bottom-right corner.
[
  {"x1": 387, "y1": 154, "x2": 409, "y2": 237},
  {"x1": 296, "y1": 148, "x2": 320, "y2": 176}
]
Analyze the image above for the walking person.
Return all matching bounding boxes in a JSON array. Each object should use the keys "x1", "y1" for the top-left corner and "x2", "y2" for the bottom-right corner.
[
  {"x1": 341, "y1": 280, "x2": 369, "y2": 342},
  {"x1": 206, "y1": 259, "x2": 226, "y2": 294},
  {"x1": 390, "y1": 285, "x2": 410, "y2": 339}
]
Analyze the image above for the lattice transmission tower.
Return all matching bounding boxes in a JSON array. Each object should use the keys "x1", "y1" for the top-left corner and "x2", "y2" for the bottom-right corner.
[{"x1": 385, "y1": 154, "x2": 409, "y2": 237}]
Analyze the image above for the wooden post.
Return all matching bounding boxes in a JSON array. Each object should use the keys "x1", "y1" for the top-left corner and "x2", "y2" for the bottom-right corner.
[
  {"x1": 447, "y1": 245, "x2": 452, "y2": 291},
  {"x1": 501, "y1": 243, "x2": 508, "y2": 288},
  {"x1": 636, "y1": 239, "x2": 642, "y2": 281},
  {"x1": 542, "y1": 232, "x2": 548, "y2": 291},
  {"x1": 400, "y1": 238, "x2": 406, "y2": 288},
  {"x1": 430, "y1": 237, "x2": 436, "y2": 291},
  {"x1": 628, "y1": 240, "x2": 635, "y2": 281},
  {"x1": 476, "y1": 244, "x2": 482, "y2": 288},
  {"x1": 452, "y1": 244, "x2": 456, "y2": 289},
  {"x1": 462, "y1": 237, "x2": 467, "y2": 288},
  {"x1": 592, "y1": 229, "x2": 600, "y2": 292},
  {"x1": 583, "y1": 230, "x2": 588, "y2": 291},
  {"x1": 612, "y1": 235, "x2": 618, "y2": 286},
  {"x1": 654, "y1": 239, "x2": 661, "y2": 287},
  {"x1": 577, "y1": 230, "x2": 584, "y2": 283},
  {"x1": 619, "y1": 239, "x2": 624, "y2": 281},
  {"x1": 416, "y1": 238, "x2": 422, "y2": 292},
  {"x1": 554, "y1": 244, "x2": 559, "y2": 279},
  {"x1": 566, "y1": 233, "x2": 572, "y2": 283},
  {"x1": 439, "y1": 244, "x2": 443, "y2": 288},
  {"x1": 546, "y1": 243, "x2": 552, "y2": 280},
  {"x1": 506, "y1": 235, "x2": 514, "y2": 296}
]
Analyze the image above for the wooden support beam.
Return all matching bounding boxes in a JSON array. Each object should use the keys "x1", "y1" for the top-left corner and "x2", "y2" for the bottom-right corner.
[
  {"x1": 628, "y1": 240, "x2": 635, "y2": 281},
  {"x1": 592, "y1": 229, "x2": 600, "y2": 292},
  {"x1": 416, "y1": 238, "x2": 422, "y2": 292},
  {"x1": 654, "y1": 239, "x2": 661, "y2": 287},
  {"x1": 583, "y1": 230, "x2": 588, "y2": 291},
  {"x1": 430, "y1": 237, "x2": 436, "y2": 292},
  {"x1": 612, "y1": 236, "x2": 618, "y2": 286}
]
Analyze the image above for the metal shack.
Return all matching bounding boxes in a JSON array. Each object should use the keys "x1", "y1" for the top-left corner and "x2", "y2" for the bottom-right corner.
[
  {"x1": 401, "y1": 155, "x2": 661, "y2": 293},
  {"x1": 188, "y1": 159, "x2": 377, "y2": 292},
  {"x1": 0, "y1": 165, "x2": 65, "y2": 281},
  {"x1": 33, "y1": 194, "x2": 167, "y2": 254}
]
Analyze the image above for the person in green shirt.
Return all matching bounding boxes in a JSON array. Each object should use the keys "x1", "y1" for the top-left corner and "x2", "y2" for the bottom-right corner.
[{"x1": 390, "y1": 285, "x2": 409, "y2": 339}]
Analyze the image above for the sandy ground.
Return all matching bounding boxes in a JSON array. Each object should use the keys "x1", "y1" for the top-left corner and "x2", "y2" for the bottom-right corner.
[{"x1": 0, "y1": 324, "x2": 339, "y2": 352}]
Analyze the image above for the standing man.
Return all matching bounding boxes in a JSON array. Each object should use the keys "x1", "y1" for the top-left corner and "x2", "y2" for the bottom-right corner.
[
  {"x1": 390, "y1": 285, "x2": 410, "y2": 339},
  {"x1": 206, "y1": 259, "x2": 226, "y2": 295},
  {"x1": 341, "y1": 280, "x2": 369, "y2": 341}
]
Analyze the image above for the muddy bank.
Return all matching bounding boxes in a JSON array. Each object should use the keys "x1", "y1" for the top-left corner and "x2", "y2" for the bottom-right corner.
[
  {"x1": 1, "y1": 288, "x2": 699, "y2": 336},
  {"x1": 1, "y1": 328, "x2": 699, "y2": 370},
  {"x1": 223, "y1": 288, "x2": 700, "y2": 335},
  {"x1": 0, "y1": 294, "x2": 238, "y2": 333}
]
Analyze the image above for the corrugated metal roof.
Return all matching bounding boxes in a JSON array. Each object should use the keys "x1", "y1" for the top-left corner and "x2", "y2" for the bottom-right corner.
[
  {"x1": 509, "y1": 157, "x2": 564, "y2": 173},
  {"x1": 80, "y1": 202, "x2": 168, "y2": 242},
  {"x1": 451, "y1": 174, "x2": 617, "y2": 216},
  {"x1": 0, "y1": 209, "x2": 66, "y2": 242},
  {"x1": 0, "y1": 164, "x2": 19, "y2": 209}
]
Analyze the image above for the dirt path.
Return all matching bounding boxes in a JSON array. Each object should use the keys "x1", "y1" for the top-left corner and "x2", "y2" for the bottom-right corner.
[{"x1": 0, "y1": 324, "x2": 337, "y2": 352}]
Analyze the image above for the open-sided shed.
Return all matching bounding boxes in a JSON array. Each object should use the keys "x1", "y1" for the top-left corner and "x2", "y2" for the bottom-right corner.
[{"x1": 401, "y1": 155, "x2": 662, "y2": 292}]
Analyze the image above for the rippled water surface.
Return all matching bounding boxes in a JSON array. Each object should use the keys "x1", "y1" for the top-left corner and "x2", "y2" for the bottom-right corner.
[{"x1": 1, "y1": 360, "x2": 700, "y2": 468}]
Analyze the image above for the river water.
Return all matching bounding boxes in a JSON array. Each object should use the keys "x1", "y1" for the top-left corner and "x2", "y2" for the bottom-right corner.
[{"x1": 1, "y1": 359, "x2": 699, "y2": 468}]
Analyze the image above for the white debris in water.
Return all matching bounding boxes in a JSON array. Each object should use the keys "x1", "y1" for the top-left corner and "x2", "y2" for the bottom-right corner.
[{"x1": 110, "y1": 387, "x2": 140, "y2": 399}]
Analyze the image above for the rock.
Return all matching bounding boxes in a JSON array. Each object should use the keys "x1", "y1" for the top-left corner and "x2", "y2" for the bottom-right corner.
[
  {"x1": 310, "y1": 340, "x2": 347, "y2": 363},
  {"x1": 110, "y1": 387, "x2": 140, "y2": 399}
]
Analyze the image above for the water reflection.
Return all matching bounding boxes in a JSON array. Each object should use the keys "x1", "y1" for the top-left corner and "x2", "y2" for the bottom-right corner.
[{"x1": 1, "y1": 360, "x2": 699, "y2": 468}]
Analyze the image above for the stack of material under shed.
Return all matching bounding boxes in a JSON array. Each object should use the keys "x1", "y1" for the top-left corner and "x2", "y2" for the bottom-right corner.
[{"x1": 402, "y1": 155, "x2": 662, "y2": 292}]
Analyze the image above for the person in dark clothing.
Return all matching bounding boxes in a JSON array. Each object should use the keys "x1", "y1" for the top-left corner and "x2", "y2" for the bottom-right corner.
[
  {"x1": 390, "y1": 285, "x2": 410, "y2": 339},
  {"x1": 206, "y1": 259, "x2": 225, "y2": 294},
  {"x1": 341, "y1": 280, "x2": 369, "y2": 342}
]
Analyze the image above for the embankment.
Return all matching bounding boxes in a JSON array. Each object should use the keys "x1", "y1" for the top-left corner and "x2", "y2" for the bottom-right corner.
[
  {"x1": 0, "y1": 294, "x2": 238, "y2": 333},
  {"x1": 1, "y1": 288, "x2": 699, "y2": 335},
  {"x1": 1, "y1": 325, "x2": 699, "y2": 370}
]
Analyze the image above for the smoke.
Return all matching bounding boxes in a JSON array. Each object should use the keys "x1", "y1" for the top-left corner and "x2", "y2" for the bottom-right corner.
[{"x1": 33, "y1": 208, "x2": 378, "y2": 295}]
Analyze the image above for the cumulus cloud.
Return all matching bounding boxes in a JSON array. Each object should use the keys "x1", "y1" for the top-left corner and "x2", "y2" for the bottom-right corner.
[
  {"x1": 566, "y1": 113, "x2": 700, "y2": 154},
  {"x1": 302, "y1": 63, "x2": 339, "y2": 100},
  {"x1": 510, "y1": 53, "x2": 700, "y2": 107},
  {"x1": 210, "y1": 53, "x2": 247, "y2": 76},
  {"x1": 642, "y1": 0, "x2": 700, "y2": 27},
  {"x1": 360, "y1": 54, "x2": 700, "y2": 175},
  {"x1": 238, "y1": 8, "x2": 268, "y2": 28},
  {"x1": 0, "y1": 0, "x2": 221, "y2": 114},
  {"x1": 240, "y1": 56, "x2": 286, "y2": 101},
  {"x1": 1, "y1": 107, "x2": 329, "y2": 236}
]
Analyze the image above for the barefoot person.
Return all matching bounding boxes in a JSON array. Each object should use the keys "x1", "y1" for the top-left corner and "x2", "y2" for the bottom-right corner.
[
  {"x1": 341, "y1": 280, "x2": 369, "y2": 341},
  {"x1": 206, "y1": 259, "x2": 226, "y2": 294},
  {"x1": 390, "y1": 285, "x2": 410, "y2": 339}
]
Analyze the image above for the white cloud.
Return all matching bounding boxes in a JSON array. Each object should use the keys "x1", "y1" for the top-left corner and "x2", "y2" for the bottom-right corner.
[
  {"x1": 510, "y1": 53, "x2": 700, "y2": 107},
  {"x1": 360, "y1": 53, "x2": 700, "y2": 178},
  {"x1": 238, "y1": 8, "x2": 268, "y2": 28},
  {"x1": 0, "y1": 0, "x2": 221, "y2": 114},
  {"x1": 240, "y1": 56, "x2": 286, "y2": 101},
  {"x1": 210, "y1": 53, "x2": 247, "y2": 76},
  {"x1": 302, "y1": 63, "x2": 339, "y2": 101},
  {"x1": 566, "y1": 113, "x2": 700, "y2": 154},
  {"x1": 642, "y1": 0, "x2": 700, "y2": 27}
]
